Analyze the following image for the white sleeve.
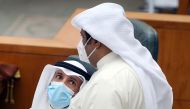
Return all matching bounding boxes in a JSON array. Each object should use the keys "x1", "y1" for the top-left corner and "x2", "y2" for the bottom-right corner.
[{"x1": 82, "y1": 80, "x2": 124, "y2": 109}]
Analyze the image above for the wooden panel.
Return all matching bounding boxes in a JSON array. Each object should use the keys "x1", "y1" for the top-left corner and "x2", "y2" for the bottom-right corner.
[
  {"x1": 173, "y1": 100, "x2": 190, "y2": 109},
  {"x1": 177, "y1": 0, "x2": 190, "y2": 14},
  {"x1": 157, "y1": 29, "x2": 190, "y2": 99},
  {"x1": 0, "y1": 36, "x2": 77, "y2": 56}
]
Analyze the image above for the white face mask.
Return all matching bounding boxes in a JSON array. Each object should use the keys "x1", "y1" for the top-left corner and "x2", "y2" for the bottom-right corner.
[{"x1": 77, "y1": 37, "x2": 97, "y2": 64}]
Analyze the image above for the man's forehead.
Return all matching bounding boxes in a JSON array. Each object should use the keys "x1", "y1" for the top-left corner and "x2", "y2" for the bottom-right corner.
[{"x1": 55, "y1": 69, "x2": 80, "y2": 78}]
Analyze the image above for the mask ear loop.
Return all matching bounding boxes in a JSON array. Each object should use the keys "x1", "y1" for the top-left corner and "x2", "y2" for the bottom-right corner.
[
  {"x1": 88, "y1": 47, "x2": 97, "y2": 58},
  {"x1": 84, "y1": 37, "x2": 92, "y2": 46},
  {"x1": 84, "y1": 37, "x2": 97, "y2": 59}
]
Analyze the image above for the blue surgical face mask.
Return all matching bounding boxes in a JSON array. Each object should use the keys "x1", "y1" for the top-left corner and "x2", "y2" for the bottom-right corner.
[{"x1": 47, "y1": 82, "x2": 74, "y2": 109}]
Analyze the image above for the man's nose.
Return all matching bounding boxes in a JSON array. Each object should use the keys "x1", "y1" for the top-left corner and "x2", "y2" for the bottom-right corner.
[{"x1": 61, "y1": 76, "x2": 68, "y2": 84}]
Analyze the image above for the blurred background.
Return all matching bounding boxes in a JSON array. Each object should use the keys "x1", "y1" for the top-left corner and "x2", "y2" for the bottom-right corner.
[{"x1": 0, "y1": 0, "x2": 185, "y2": 38}]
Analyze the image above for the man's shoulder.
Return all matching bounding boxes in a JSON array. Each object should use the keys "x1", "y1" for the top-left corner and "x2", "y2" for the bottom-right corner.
[
  {"x1": 96, "y1": 57, "x2": 139, "y2": 82},
  {"x1": 99, "y1": 56, "x2": 134, "y2": 76},
  {"x1": 97, "y1": 55, "x2": 142, "y2": 88}
]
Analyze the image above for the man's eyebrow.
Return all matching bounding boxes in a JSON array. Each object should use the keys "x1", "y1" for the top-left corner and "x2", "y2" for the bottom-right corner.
[
  {"x1": 69, "y1": 76, "x2": 79, "y2": 82},
  {"x1": 55, "y1": 70, "x2": 66, "y2": 76},
  {"x1": 56, "y1": 72, "x2": 63, "y2": 75}
]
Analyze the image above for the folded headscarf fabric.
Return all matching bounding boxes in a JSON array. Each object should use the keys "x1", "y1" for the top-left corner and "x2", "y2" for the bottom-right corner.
[
  {"x1": 54, "y1": 61, "x2": 91, "y2": 81},
  {"x1": 72, "y1": 3, "x2": 173, "y2": 109}
]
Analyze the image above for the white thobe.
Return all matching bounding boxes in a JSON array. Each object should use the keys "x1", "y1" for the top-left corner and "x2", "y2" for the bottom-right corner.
[{"x1": 68, "y1": 52, "x2": 145, "y2": 109}]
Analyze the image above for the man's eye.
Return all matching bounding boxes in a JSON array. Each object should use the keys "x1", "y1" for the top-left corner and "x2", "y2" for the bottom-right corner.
[
  {"x1": 69, "y1": 80, "x2": 77, "y2": 86},
  {"x1": 55, "y1": 75, "x2": 63, "y2": 80}
]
